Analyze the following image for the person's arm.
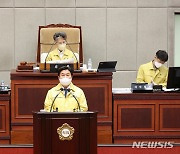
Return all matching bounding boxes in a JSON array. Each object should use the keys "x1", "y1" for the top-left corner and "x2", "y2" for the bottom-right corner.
[
  {"x1": 44, "y1": 91, "x2": 53, "y2": 112},
  {"x1": 136, "y1": 65, "x2": 145, "y2": 83},
  {"x1": 158, "y1": 70, "x2": 168, "y2": 88},
  {"x1": 78, "y1": 91, "x2": 88, "y2": 111}
]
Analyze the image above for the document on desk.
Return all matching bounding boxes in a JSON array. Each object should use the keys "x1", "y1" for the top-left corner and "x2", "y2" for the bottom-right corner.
[
  {"x1": 112, "y1": 88, "x2": 132, "y2": 94},
  {"x1": 47, "y1": 58, "x2": 74, "y2": 64},
  {"x1": 163, "y1": 88, "x2": 180, "y2": 92}
]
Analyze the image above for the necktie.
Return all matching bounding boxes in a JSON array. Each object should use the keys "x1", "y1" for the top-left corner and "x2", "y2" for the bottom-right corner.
[{"x1": 64, "y1": 88, "x2": 68, "y2": 98}]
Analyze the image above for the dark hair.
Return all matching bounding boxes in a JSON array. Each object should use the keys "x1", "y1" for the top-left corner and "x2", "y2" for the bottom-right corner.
[
  {"x1": 156, "y1": 50, "x2": 168, "y2": 62},
  {"x1": 53, "y1": 32, "x2": 67, "y2": 41},
  {"x1": 58, "y1": 66, "x2": 73, "y2": 76}
]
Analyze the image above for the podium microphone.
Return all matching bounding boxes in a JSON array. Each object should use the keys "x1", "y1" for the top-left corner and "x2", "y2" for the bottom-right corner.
[
  {"x1": 66, "y1": 42, "x2": 81, "y2": 72},
  {"x1": 40, "y1": 41, "x2": 56, "y2": 73},
  {"x1": 50, "y1": 88, "x2": 63, "y2": 112},
  {"x1": 69, "y1": 89, "x2": 81, "y2": 112}
]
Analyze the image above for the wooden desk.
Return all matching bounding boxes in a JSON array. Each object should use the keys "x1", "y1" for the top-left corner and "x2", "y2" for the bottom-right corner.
[
  {"x1": 113, "y1": 93, "x2": 180, "y2": 144},
  {"x1": 10, "y1": 70, "x2": 112, "y2": 144},
  {"x1": 0, "y1": 94, "x2": 10, "y2": 144}
]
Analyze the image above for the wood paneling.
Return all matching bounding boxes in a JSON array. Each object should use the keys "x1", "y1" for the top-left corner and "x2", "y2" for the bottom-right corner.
[
  {"x1": 160, "y1": 105, "x2": 180, "y2": 130},
  {"x1": 18, "y1": 87, "x2": 50, "y2": 115},
  {"x1": 113, "y1": 93, "x2": 180, "y2": 144},
  {"x1": 98, "y1": 126, "x2": 112, "y2": 144},
  {"x1": 120, "y1": 107, "x2": 152, "y2": 129},
  {"x1": 10, "y1": 70, "x2": 113, "y2": 144},
  {"x1": 163, "y1": 108, "x2": 180, "y2": 128},
  {"x1": 0, "y1": 110, "x2": 2, "y2": 129},
  {"x1": 11, "y1": 130, "x2": 33, "y2": 144},
  {"x1": 0, "y1": 94, "x2": 10, "y2": 144}
]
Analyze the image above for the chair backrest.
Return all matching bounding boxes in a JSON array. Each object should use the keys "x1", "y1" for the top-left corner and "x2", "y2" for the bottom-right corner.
[{"x1": 37, "y1": 24, "x2": 83, "y2": 64}]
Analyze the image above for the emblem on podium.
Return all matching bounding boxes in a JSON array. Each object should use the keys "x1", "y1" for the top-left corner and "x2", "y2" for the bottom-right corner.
[{"x1": 57, "y1": 123, "x2": 75, "y2": 141}]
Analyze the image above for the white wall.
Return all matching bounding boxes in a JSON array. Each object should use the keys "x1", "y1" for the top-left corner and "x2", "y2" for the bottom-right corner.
[
  {"x1": 0, "y1": 0, "x2": 179, "y2": 88},
  {"x1": 175, "y1": 14, "x2": 180, "y2": 66}
]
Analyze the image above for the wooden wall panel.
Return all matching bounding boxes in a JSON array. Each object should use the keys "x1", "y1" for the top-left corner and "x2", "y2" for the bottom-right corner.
[
  {"x1": 18, "y1": 88, "x2": 50, "y2": 115},
  {"x1": 0, "y1": 94, "x2": 10, "y2": 144},
  {"x1": 75, "y1": 79, "x2": 112, "y2": 122},
  {"x1": 0, "y1": 100, "x2": 10, "y2": 137},
  {"x1": 113, "y1": 93, "x2": 180, "y2": 144},
  {"x1": 120, "y1": 107, "x2": 152, "y2": 129},
  {"x1": 11, "y1": 82, "x2": 55, "y2": 124},
  {"x1": 11, "y1": 130, "x2": 33, "y2": 144},
  {"x1": 114, "y1": 103, "x2": 155, "y2": 136},
  {"x1": 0, "y1": 110, "x2": 2, "y2": 129},
  {"x1": 81, "y1": 87, "x2": 105, "y2": 114},
  {"x1": 160, "y1": 105, "x2": 180, "y2": 131}
]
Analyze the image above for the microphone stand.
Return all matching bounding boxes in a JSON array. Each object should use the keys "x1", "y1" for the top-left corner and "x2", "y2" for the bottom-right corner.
[
  {"x1": 67, "y1": 42, "x2": 82, "y2": 73},
  {"x1": 69, "y1": 90, "x2": 81, "y2": 112},
  {"x1": 49, "y1": 88, "x2": 63, "y2": 112},
  {"x1": 50, "y1": 88, "x2": 81, "y2": 112},
  {"x1": 40, "y1": 42, "x2": 56, "y2": 73}
]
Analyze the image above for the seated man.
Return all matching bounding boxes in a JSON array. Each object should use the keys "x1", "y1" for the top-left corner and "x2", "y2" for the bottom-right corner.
[
  {"x1": 136, "y1": 50, "x2": 168, "y2": 87},
  {"x1": 46, "y1": 32, "x2": 77, "y2": 63},
  {"x1": 44, "y1": 66, "x2": 88, "y2": 112}
]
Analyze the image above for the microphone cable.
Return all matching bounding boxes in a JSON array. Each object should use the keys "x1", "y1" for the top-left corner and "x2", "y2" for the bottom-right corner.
[
  {"x1": 69, "y1": 89, "x2": 81, "y2": 112},
  {"x1": 41, "y1": 41, "x2": 56, "y2": 72},
  {"x1": 49, "y1": 88, "x2": 63, "y2": 112},
  {"x1": 66, "y1": 41, "x2": 79, "y2": 70}
]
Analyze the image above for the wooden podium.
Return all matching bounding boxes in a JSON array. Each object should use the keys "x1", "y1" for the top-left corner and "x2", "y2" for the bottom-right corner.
[{"x1": 33, "y1": 111, "x2": 97, "y2": 154}]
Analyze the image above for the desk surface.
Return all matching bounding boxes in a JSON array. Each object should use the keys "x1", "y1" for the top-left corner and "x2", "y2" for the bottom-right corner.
[
  {"x1": 113, "y1": 92, "x2": 180, "y2": 100},
  {"x1": 11, "y1": 69, "x2": 112, "y2": 79}
]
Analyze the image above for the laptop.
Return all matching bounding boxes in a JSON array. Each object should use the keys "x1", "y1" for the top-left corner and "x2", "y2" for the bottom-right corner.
[{"x1": 97, "y1": 61, "x2": 117, "y2": 72}]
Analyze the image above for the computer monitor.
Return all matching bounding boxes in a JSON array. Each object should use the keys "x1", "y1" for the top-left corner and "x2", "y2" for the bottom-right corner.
[
  {"x1": 50, "y1": 63, "x2": 74, "y2": 73},
  {"x1": 167, "y1": 67, "x2": 180, "y2": 89}
]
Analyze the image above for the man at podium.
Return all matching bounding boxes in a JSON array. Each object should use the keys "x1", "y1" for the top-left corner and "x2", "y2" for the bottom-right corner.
[
  {"x1": 46, "y1": 32, "x2": 78, "y2": 63},
  {"x1": 44, "y1": 66, "x2": 88, "y2": 112}
]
